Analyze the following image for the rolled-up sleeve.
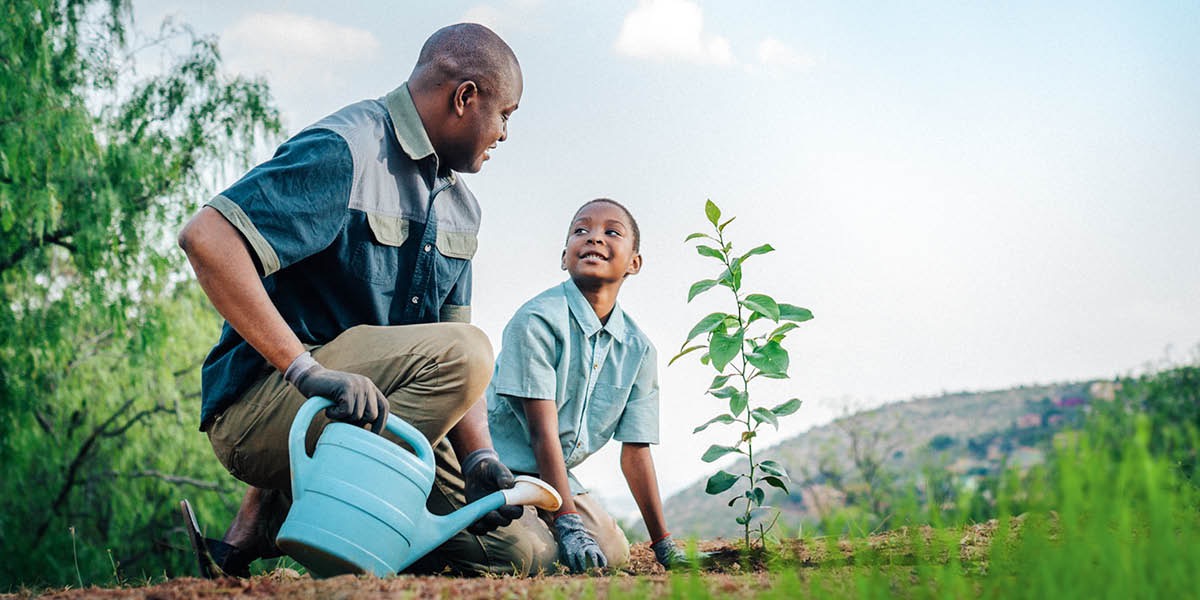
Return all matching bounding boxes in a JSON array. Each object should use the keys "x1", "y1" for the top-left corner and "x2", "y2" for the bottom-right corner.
[
  {"x1": 492, "y1": 310, "x2": 559, "y2": 402},
  {"x1": 206, "y1": 128, "x2": 354, "y2": 276},
  {"x1": 439, "y1": 261, "x2": 472, "y2": 323},
  {"x1": 613, "y1": 344, "x2": 660, "y2": 444}
]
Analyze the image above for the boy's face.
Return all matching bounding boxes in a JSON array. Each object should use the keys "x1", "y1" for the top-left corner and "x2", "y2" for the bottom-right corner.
[{"x1": 561, "y1": 202, "x2": 642, "y2": 286}]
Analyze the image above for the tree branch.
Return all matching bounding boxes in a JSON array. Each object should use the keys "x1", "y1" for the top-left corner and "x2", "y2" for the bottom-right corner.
[
  {"x1": 0, "y1": 227, "x2": 74, "y2": 275},
  {"x1": 100, "y1": 469, "x2": 231, "y2": 492},
  {"x1": 33, "y1": 393, "x2": 139, "y2": 545}
]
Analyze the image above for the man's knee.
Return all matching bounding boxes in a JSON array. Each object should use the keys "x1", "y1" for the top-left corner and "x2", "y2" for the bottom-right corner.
[{"x1": 440, "y1": 323, "x2": 493, "y2": 394}]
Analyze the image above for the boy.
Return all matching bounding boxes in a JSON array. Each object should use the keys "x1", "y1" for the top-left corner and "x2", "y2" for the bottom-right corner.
[{"x1": 486, "y1": 199, "x2": 690, "y2": 572}]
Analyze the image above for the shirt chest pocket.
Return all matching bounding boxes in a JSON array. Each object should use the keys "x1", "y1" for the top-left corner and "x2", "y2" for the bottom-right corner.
[
  {"x1": 587, "y1": 383, "x2": 632, "y2": 439},
  {"x1": 351, "y1": 213, "x2": 407, "y2": 285}
]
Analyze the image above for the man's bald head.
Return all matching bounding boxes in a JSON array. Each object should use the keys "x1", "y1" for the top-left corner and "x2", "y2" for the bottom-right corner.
[{"x1": 409, "y1": 23, "x2": 521, "y2": 96}]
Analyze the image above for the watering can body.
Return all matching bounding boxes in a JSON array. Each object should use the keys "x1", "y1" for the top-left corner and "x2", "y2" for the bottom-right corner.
[{"x1": 275, "y1": 397, "x2": 514, "y2": 577}]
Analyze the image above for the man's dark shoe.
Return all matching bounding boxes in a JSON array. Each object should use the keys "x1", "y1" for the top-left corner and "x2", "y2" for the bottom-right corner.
[{"x1": 180, "y1": 499, "x2": 255, "y2": 578}]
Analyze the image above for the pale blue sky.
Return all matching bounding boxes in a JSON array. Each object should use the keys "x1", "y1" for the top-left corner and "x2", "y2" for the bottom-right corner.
[{"x1": 134, "y1": 1, "x2": 1200, "y2": 508}]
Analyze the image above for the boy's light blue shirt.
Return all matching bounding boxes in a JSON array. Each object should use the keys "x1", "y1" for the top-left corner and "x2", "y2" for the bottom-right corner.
[{"x1": 487, "y1": 279, "x2": 660, "y2": 495}]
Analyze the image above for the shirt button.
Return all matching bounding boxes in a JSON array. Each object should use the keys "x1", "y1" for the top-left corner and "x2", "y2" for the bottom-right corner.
[
  {"x1": 424, "y1": 244, "x2": 432, "y2": 252},
  {"x1": 411, "y1": 296, "x2": 419, "y2": 304},
  {"x1": 592, "y1": 363, "x2": 599, "y2": 370}
]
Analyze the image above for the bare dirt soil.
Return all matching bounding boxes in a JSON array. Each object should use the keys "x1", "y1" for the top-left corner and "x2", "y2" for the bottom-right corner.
[{"x1": 8, "y1": 523, "x2": 1005, "y2": 599}]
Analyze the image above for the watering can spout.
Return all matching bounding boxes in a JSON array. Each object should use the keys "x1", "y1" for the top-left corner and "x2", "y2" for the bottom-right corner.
[{"x1": 408, "y1": 477, "x2": 562, "y2": 567}]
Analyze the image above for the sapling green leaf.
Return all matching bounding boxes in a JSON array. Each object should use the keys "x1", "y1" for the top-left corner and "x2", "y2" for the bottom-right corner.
[
  {"x1": 768, "y1": 322, "x2": 799, "y2": 342},
  {"x1": 688, "y1": 280, "x2": 719, "y2": 302},
  {"x1": 778, "y1": 303, "x2": 815, "y2": 323},
  {"x1": 702, "y1": 444, "x2": 742, "y2": 462},
  {"x1": 739, "y1": 244, "x2": 775, "y2": 262},
  {"x1": 729, "y1": 390, "x2": 749, "y2": 417},
  {"x1": 763, "y1": 476, "x2": 789, "y2": 494},
  {"x1": 752, "y1": 487, "x2": 766, "y2": 506},
  {"x1": 694, "y1": 414, "x2": 736, "y2": 433},
  {"x1": 705, "y1": 199, "x2": 721, "y2": 226},
  {"x1": 718, "y1": 216, "x2": 736, "y2": 231},
  {"x1": 759, "y1": 460, "x2": 789, "y2": 478},
  {"x1": 750, "y1": 407, "x2": 779, "y2": 429},
  {"x1": 708, "y1": 328, "x2": 743, "y2": 372},
  {"x1": 706, "y1": 470, "x2": 738, "y2": 494},
  {"x1": 746, "y1": 341, "x2": 789, "y2": 375},
  {"x1": 742, "y1": 293, "x2": 780, "y2": 322},
  {"x1": 686, "y1": 312, "x2": 727, "y2": 341},
  {"x1": 709, "y1": 375, "x2": 732, "y2": 389},
  {"x1": 668, "y1": 344, "x2": 705, "y2": 366},
  {"x1": 696, "y1": 245, "x2": 723, "y2": 260},
  {"x1": 771, "y1": 398, "x2": 803, "y2": 416},
  {"x1": 710, "y1": 386, "x2": 739, "y2": 399},
  {"x1": 684, "y1": 232, "x2": 710, "y2": 242}
]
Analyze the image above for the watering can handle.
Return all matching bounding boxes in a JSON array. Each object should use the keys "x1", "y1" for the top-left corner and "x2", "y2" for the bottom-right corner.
[{"x1": 288, "y1": 396, "x2": 436, "y2": 499}]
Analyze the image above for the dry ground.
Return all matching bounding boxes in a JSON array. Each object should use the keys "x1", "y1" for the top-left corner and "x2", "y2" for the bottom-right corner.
[{"x1": 8, "y1": 522, "x2": 1005, "y2": 599}]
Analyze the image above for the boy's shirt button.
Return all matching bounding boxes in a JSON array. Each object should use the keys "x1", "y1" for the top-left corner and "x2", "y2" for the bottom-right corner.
[
  {"x1": 411, "y1": 296, "x2": 419, "y2": 304},
  {"x1": 592, "y1": 363, "x2": 598, "y2": 369},
  {"x1": 424, "y1": 244, "x2": 432, "y2": 252}
]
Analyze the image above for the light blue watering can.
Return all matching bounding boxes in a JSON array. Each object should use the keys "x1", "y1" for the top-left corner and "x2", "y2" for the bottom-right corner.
[{"x1": 275, "y1": 396, "x2": 561, "y2": 577}]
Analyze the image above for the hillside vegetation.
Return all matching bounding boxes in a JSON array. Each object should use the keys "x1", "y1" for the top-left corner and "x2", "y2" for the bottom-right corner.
[{"x1": 663, "y1": 380, "x2": 1107, "y2": 539}]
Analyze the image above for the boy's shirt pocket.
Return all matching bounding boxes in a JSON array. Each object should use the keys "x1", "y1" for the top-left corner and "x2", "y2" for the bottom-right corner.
[{"x1": 585, "y1": 383, "x2": 633, "y2": 441}]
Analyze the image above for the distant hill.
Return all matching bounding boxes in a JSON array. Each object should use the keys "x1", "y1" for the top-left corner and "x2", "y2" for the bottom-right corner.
[{"x1": 659, "y1": 380, "x2": 1116, "y2": 539}]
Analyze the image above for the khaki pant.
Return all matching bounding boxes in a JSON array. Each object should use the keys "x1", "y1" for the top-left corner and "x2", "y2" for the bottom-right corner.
[{"x1": 204, "y1": 323, "x2": 629, "y2": 575}]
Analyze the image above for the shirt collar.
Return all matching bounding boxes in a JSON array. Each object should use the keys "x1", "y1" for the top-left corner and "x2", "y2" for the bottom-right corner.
[
  {"x1": 563, "y1": 279, "x2": 627, "y2": 343},
  {"x1": 383, "y1": 82, "x2": 455, "y2": 183}
]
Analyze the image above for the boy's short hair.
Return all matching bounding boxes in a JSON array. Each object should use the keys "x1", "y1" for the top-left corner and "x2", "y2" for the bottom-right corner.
[{"x1": 570, "y1": 198, "x2": 641, "y2": 252}]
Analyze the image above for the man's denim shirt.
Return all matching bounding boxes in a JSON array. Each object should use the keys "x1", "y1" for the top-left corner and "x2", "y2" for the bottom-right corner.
[
  {"x1": 198, "y1": 83, "x2": 479, "y2": 428},
  {"x1": 487, "y1": 280, "x2": 661, "y2": 495}
]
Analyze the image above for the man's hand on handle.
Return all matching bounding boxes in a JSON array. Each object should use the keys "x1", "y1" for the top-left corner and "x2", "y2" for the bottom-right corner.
[
  {"x1": 462, "y1": 448, "x2": 524, "y2": 535},
  {"x1": 285, "y1": 351, "x2": 389, "y2": 434}
]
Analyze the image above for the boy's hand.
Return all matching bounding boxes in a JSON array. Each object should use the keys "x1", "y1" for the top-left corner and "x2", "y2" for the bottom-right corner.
[
  {"x1": 651, "y1": 535, "x2": 704, "y2": 569},
  {"x1": 462, "y1": 449, "x2": 523, "y2": 535},
  {"x1": 554, "y1": 512, "x2": 607, "y2": 572}
]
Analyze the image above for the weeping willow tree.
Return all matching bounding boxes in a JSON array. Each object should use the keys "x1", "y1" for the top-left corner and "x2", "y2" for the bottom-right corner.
[{"x1": 0, "y1": 0, "x2": 280, "y2": 587}]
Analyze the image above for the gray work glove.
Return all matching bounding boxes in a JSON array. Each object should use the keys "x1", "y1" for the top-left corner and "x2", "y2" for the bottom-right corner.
[
  {"x1": 554, "y1": 512, "x2": 607, "y2": 573},
  {"x1": 286, "y1": 351, "x2": 389, "y2": 434},
  {"x1": 461, "y1": 448, "x2": 523, "y2": 535},
  {"x1": 651, "y1": 534, "x2": 706, "y2": 569}
]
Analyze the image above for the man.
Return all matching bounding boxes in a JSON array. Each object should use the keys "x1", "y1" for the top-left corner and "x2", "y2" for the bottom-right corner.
[{"x1": 178, "y1": 23, "x2": 547, "y2": 577}]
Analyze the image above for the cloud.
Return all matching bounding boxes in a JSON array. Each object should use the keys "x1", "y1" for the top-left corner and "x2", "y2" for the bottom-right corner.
[
  {"x1": 463, "y1": 1, "x2": 543, "y2": 36},
  {"x1": 221, "y1": 12, "x2": 380, "y2": 90},
  {"x1": 755, "y1": 37, "x2": 815, "y2": 71},
  {"x1": 614, "y1": 0, "x2": 734, "y2": 66}
]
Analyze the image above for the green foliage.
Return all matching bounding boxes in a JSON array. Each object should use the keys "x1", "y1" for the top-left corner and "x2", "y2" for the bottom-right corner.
[
  {"x1": 0, "y1": 0, "x2": 280, "y2": 588},
  {"x1": 674, "y1": 199, "x2": 814, "y2": 548}
]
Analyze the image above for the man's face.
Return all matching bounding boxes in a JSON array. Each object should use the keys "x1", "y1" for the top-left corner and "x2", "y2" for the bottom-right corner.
[
  {"x1": 561, "y1": 202, "x2": 641, "y2": 285},
  {"x1": 447, "y1": 70, "x2": 522, "y2": 174}
]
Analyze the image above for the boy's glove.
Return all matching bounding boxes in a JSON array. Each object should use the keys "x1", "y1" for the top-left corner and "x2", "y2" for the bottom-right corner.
[
  {"x1": 461, "y1": 448, "x2": 523, "y2": 535},
  {"x1": 286, "y1": 351, "x2": 389, "y2": 434},
  {"x1": 651, "y1": 534, "x2": 707, "y2": 569},
  {"x1": 554, "y1": 512, "x2": 607, "y2": 573}
]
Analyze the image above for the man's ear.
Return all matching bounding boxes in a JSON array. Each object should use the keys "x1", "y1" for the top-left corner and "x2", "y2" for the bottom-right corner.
[
  {"x1": 625, "y1": 253, "x2": 642, "y2": 277},
  {"x1": 561, "y1": 248, "x2": 568, "y2": 271},
  {"x1": 453, "y1": 80, "x2": 479, "y2": 117}
]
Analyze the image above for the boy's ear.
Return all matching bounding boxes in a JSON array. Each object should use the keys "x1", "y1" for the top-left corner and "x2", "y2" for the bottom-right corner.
[
  {"x1": 625, "y1": 252, "x2": 642, "y2": 277},
  {"x1": 453, "y1": 80, "x2": 479, "y2": 117},
  {"x1": 561, "y1": 248, "x2": 568, "y2": 271}
]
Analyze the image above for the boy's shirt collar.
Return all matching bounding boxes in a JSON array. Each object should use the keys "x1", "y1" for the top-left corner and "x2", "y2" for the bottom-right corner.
[
  {"x1": 383, "y1": 82, "x2": 454, "y2": 183},
  {"x1": 563, "y1": 279, "x2": 627, "y2": 342}
]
